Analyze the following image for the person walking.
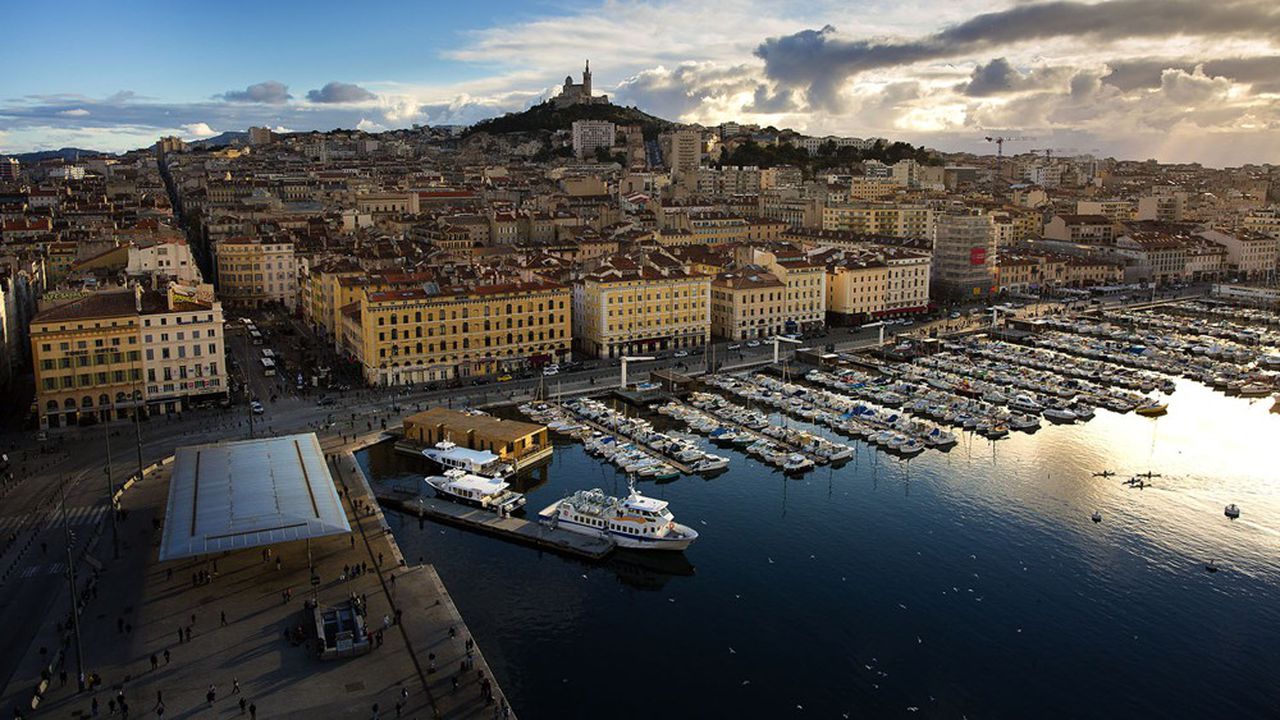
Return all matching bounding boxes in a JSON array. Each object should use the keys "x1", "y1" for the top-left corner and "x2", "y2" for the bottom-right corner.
[
  {"x1": 220, "y1": 611, "x2": 227, "y2": 627},
  {"x1": 163, "y1": 649, "x2": 170, "y2": 665},
  {"x1": 149, "y1": 654, "x2": 158, "y2": 671},
  {"x1": 232, "y1": 678, "x2": 240, "y2": 695},
  {"x1": 206, "y1": 684, "x2": 216, "y2": 707},
  {"x1": 249, "y1": 703, "x2": 257, "y2": 720},
  {"x1": 239, "y1": 698, "x2": 246, "y2": 715}
]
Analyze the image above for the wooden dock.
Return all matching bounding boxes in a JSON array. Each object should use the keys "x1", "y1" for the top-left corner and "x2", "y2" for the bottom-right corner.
[
  {"x1": 555, "y1": 402, "x2": 696, "y2": 474},
  {"x1": 375, "y1": 489, "x2": 615, "y2": 561},
  {"x1": 680, "y1": 398, "x2": 825, "y2": 464}
]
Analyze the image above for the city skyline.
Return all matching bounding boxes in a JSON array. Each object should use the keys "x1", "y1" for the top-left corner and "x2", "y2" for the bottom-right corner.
[{"x1": 3, "y1": 0, "x2": 1280, "y2": 164}]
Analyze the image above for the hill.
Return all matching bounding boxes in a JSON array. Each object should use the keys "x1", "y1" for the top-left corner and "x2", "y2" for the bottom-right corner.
[
  {"x1": 191, "y1": 131, "x2": 249, "y2": 148},
  {"x1": 4, "y1": 148, "x2": 109, "y2": 163},
  {"x1": 465, "y1": 101, "x2": 674, "y2": 139}
]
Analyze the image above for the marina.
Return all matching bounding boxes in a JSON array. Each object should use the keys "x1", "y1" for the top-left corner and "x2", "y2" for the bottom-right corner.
[{"x1": 351, "y1": 300, "x2": 1280, "y2": 719}]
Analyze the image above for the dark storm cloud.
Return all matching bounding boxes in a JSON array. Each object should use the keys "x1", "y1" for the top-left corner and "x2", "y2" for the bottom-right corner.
[
  {"x1": 1103, "y1": 56, "x2": 1280, "y2": 91},
  {"x1": 220, "y1": 81, "x2": 292, "y2": 104},
  {"x1": 306, "y1": 82, "x2": 377, "y2": 103},
  {"x1": 755, "y1": 0, "x2": 1280, "y2": 108},
  {"x1": 960, "y1": 57, "x2": 1075, "y2": 96}
]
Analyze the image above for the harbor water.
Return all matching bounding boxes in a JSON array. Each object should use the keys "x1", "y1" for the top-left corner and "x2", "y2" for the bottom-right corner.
[{"x1": 358, "y1": 378, "x2": 1280, "y2": 719}]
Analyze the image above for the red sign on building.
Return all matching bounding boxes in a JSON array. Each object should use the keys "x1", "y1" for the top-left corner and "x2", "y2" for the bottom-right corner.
[{"x1": 969, "y1": 247, "x2": 987, "y2": 265}]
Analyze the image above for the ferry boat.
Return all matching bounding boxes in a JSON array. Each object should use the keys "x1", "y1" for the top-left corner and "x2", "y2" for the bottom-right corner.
[
  {"x1": 539, "y1": 483, "x2": 699, "y2": 551},
  {"x1": 421, "y1": 439, "x2": 512, "y2": 477},
  {"x1": 425, "y1": 469, "x2": 526, "y2": 513}
]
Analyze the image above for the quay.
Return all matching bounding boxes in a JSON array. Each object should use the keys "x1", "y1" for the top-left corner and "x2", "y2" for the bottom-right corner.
[
  {"x1": 554, "y1": 401, "x2": 697, "y2": 474},
  {"x1": 1, "y1": 430, "x2": 517, "y2": 720},
  {"x1": 373, "y1": 485, "x2": 615, "y2": 561}
]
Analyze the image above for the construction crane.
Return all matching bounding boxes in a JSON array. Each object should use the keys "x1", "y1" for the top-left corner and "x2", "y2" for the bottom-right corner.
[{"x1": 984, "y1": 134, "x2": 1034, "y2": 193}]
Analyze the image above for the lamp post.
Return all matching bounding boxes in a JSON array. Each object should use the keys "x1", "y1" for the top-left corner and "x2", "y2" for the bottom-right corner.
[
  {"x1": 103, "y1": 403, "x2": 119, "y2": 558},
  {"x1": 61, "y1": 486, "x2": 85, "y2": 692}
]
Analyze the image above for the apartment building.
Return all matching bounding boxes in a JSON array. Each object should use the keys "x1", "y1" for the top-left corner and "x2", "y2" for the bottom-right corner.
[
  {"x1": 1198, "y1": 228, "x2": 1278, "y2": 280},
  {"x1": 126, "y1": 238, "x2": 202, "y2": 283},
  {"x1": 668, "y1": 128, "x2": 702, "y2": 179},
  {"x1": 735, "y1": 245, "x2": 827, "y2": 334},
  {"x1": 710, "y1": 269, "x2": 788, "y2": 340},
  {"x1": 1076, "y1": 199, "x2": 1135, "y2": 222},
  {"x1": 822, "y1": 202, "x2": 934, "y2": 239},
  {"x1": 30, "y1": 284, "x2": 226, "y2": 428},
  {"x1": 817, "y1": 246, "x2": 932, "y2": 322},
  {"x1": 346, "y1": 281, "x2": 571, "y2": 386},
  {"x1": 1242, "y1": 208, "x2": 1280, "y2": 239},
  {"x1": 932, "y1": 209, "x2": 996, "y2": 299},
  {"x1": 573, "y1": 253, "x2": 710, "y2": 358},
  {"x1": 572, "y1": 120, "x2": 616, "y2": 159},
  {"x1": 214, "y1": 237, "x2": 298, "y2": 309},
  {"x1": 1043, "y1": 215, "x2": 1116, "y2": 244}
]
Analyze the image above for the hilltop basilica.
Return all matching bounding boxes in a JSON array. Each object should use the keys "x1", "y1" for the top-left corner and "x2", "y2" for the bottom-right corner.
[{"x1": 553, "y1": 60, "x2": 610, "y2": 108}]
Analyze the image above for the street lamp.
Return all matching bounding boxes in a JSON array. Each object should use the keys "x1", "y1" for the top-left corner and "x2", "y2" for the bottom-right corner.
[{"x1": 103, "y1": 402, "x2": 119, "y2": 559}]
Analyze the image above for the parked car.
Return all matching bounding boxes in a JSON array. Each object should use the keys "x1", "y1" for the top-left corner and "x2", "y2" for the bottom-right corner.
[
  {"x1": 317, "y1": 396, "x2": 336, "y2": 406},
  {"x1": 497, "y1": 374, "x2": 513, "y2": 382},
  {"x1": 673, "y1": 350, "x2": 689, "y2": 358},
  {"x1": 746, "y1": 340, "x2": 761, "y2": 348},
  {"x1": 542, "y1": 366, "x2": 559, "y2": 376},
  {"x1": 250, "y1": 401, "x2": 265, "y2": 415},
  {"x1": 727, "y1": 343, "x2": 742, "y2": 350}
]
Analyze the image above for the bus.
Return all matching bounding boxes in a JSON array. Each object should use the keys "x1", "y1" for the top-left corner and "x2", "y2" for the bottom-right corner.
[
  {"x1": 261, "y1": 357, "x2": 277, "y2": 376},
  {"x1": 249, "y1": 329, "x2": 263, "y2": 345}
]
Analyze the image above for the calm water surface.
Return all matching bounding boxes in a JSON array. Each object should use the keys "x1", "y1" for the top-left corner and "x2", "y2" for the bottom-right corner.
[{"x1": 358, "y1": 378, "x2": 1280, "y2": 719}]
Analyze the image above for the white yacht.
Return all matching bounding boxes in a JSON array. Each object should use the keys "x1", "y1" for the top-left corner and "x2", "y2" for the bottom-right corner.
[
  {"x1": 1043, "y1": 407, "x2": 1077, "y2": 424},
  {"x1": 421, "y1": 439, "x2": 512, "y2": 478},
  {"x1": 540, "y1": 484, "x2": 699, "y2": 551},
  {"x1": 425, "y1": 469, "x2": 526, "y2": 513}
]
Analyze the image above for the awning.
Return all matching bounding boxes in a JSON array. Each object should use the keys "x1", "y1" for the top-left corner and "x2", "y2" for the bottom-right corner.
[{"x1": 159, "y1": 433, "x2": 351, "y2": 561}]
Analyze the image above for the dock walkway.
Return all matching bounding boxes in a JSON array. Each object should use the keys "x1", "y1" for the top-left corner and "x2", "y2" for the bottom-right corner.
[
  {"x1": 555, "y1": 402, "x2": 695, "y2": 474},
  {"x1": 374, "y1": 488, "x2": 615, "y2": 561},
  {"x1": 678, "y1": 398, "x2": 825, "y2": 464}
]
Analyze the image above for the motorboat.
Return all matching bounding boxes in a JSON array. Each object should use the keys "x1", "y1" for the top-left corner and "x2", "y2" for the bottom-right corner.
[
  {"x1": 1224, "y1": 504, "x2": 1241, "y2": 519},
  {"x1": 421, "y1": 439, "x2": 512, "y2": 478},
  {"x1": 539, "y1": 483, "x2": 699, "y2": 551},
  {"x1": 782, "y1": 454, "x2": 815, "y2": 475},
  {"x1": 1043, "y1": 407, "x2": 1077, "y2": 424},
  {"x1": 1134, "y1": 400, "x2": 1168, "y2": 417},
  {"x1": 425, "y1": 469, "x2": 525, "y2": 513},
  {"x1": 1091, "y1": 511, "x2": 1102, "y2": 523}
]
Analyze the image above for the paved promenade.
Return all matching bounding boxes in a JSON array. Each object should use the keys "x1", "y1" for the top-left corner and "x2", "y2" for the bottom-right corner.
[{"x1": 1, "y1": 431, "x2": 512, "y2": 719}]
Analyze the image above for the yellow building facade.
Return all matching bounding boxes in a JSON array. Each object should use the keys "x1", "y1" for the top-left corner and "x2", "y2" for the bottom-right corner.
[
  {"x1": 573, "y1": 262, "x2": 710, "y2": 358},
  {"x1": 348, "y1": 281, "x2": 571, "y2": 386}
]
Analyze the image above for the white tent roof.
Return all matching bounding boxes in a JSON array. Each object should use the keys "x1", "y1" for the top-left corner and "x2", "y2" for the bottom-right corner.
[{"x1": 159, "y1": 433, "x2": 351, "y2": 561}]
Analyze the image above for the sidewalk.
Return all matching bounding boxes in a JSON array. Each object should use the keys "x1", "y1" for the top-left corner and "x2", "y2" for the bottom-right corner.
[{"x1": 2, "y1": 430, "x2": 513, "y2": 720}]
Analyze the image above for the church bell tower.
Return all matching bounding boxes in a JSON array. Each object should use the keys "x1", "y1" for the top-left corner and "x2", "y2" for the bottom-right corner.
[{"x1": 583, "y1": 59, "x2": 592, "y2": 98}]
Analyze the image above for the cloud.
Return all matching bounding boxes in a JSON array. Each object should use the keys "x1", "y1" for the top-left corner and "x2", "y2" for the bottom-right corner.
[
  {"x1": 57, "y1": 108, "x2": 90, "y2": 117},
  {"x1": 220, "y1": 81, "x2": 292, "y2": 104},
  {"x1": 356, "y1": 118, "x2": 388, "y2": 133},
  {"x1": 181, "y1": 122, "x2": 218, "y2": 138},
  {"x1": 756, "y1": 1, "x2": 1280, "y2": 108},
  {"x1": 306, "y1": 82, "x2": 377, "y2": 103},
  {"x1": 960, "y1": 58, "x2": 1074, "y2": 97},
  {"x1": 612, "y1": 62, "x2": 759, "y2": 120}
]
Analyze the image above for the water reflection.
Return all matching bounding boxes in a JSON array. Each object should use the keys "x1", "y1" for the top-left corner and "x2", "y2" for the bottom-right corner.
[{"x1": 357, "y1": 376, "x2": 1280, "y2": 719}]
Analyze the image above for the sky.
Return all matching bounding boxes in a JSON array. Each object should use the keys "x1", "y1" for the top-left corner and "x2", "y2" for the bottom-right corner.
[{"x1": 2, "y1": 0, "x2": 1279, "y2": 165}]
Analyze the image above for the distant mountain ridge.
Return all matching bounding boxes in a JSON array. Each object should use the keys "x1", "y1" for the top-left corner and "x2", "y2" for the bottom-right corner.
[
  {"x1": 191, "y1": 131, "x2": 248, "y2": 148},
  {"x1": 3, "y1": 147, "x2": 108, "y2": 163}
]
